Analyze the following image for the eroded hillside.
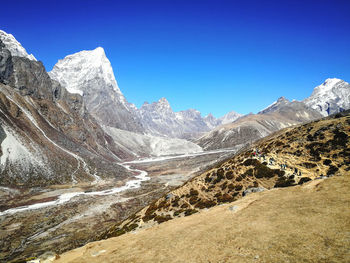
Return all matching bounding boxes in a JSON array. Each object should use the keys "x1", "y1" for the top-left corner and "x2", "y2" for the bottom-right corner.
[{"x1": 102, "y1": 112, "x2": 350, "y2": 238}]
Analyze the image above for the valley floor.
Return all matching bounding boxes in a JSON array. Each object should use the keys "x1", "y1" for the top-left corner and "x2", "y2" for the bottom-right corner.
[
  {"x1": 55, "y1": 173, "x2": 350, "y2": 263},
  {"x1": 0, "y1": 148, "x2": 237, "y2": 262}
]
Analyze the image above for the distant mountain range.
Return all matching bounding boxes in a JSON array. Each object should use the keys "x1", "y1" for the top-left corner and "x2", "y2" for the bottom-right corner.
[
  {"x1": 0, "y1": 28, "x2": 349, "y2": 186},
  {"x1": 49, "y1": 46, "x2": 242, "y2": 139},
  {"x1": 197, "y1": 78, "x2": 350, "y2": 150}
]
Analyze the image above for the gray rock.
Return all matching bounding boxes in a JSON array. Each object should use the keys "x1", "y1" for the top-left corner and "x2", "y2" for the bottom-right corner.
[
  {"x1": 229, "y1": 205, "x2": 239, "y2": 212},
  {"x1": 0, "y1": 40, "x2": 13, "y2": 84},
  {"x1": 243, "y1": 187, "x2": 266, "y2": 196},
  {"x1": 166, "y1": 193, "x2": 174, "y2": 200}
]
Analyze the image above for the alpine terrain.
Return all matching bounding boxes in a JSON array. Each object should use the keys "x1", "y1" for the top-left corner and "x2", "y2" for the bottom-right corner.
[{"x1": 0, "y1": 28, "x2": 349, "y2": 263}]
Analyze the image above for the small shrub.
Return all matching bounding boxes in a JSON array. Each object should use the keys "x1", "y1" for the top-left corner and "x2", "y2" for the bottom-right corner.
[
  {"x1": 154, "y1": 215, "x2": 172, "y2": 224},
  {"x1": 180, "y1": 203, "x2": 189, "y2": 209},
  {"x1": 173, "y1": 209, "x2": 184, "y2": 216},
  {"x1": 214, "y1": 192, "x2": 222, "y2": 198},
  {"x1": 227, "y1": 183, "x2": 235, "y2": 191},
  {"x1": 243, "y1": 159, "x2": 260, "y2": 167},
  {"x1": 225, "y1": 171, "x2": 234, "y2": 179},
  {"x1": 236, "y1": 175, "x2": 243, "y2": 181},
  {"x1": 221, "y1": 182, "x2": 227, "y2": 190},
  {"x1": 184, "y1": 209, "x2": 198, "y2": 216},
  {"x1": 189, "y1": 188, "x2": 199, "y2": 196},
  {"x1": 255, "y1": 163, "x2": 275, "y2": 178},
  {"x1": 189, "y1": 196, "x2": 198, "y2": 205},
  {"x1": 217, "y1": 193, "x2": 234, "y2": 203},
  {"x1": 274, "y1": 177, "x2": 296, "y2": 188},
  {"x1": 273, "y1": 169, "x2": 285, "y2": 177},
  {"x1": 194, "y1": 199, "x2": 217, "y2": 209},
  {"x1": 243, "y1": 169, "x2": 253, "y2": 177},
  {"x1": 234, "y1": 184, "x2": 243, "y2": 191},
  {"x1": 323, "y1": 159, "x2": 332, "y2": 166},
  {"x1": 327, "y1": 165, "x2": 339, "y2": 175},
  {"x1": 142, "y1": 213, "x2": 156, "y2": 222},
  {"x1": 298, "y1": 177, "x2": 312, "y2": 185}
]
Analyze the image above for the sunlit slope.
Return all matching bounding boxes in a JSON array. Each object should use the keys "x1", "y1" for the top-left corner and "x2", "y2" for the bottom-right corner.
[{"x1": 55, "y1": 172, "x2": 350, "y2": 263}]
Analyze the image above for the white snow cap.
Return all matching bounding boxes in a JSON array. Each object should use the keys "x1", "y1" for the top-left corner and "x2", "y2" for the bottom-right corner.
[
  {"x1": 49, "y1": 47, "x2": 122, "y2": 97},
  {"x1": 0, "y1": 29, "x2": 37, "y2": 61},
  {"x1": 303, "y1": 78, "x2": 350, "y2": 116}
]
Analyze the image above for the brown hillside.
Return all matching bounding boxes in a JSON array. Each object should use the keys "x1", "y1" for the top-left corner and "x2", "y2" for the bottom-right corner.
[
  {"x1": 55, "y1": 171, "x2": 350, "y2": 263},
  {"x1": 102, "y1": 112, "x2": 350, "y2": 237}
]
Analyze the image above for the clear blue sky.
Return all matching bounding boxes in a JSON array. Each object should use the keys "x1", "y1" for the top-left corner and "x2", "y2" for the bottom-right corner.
[{"x1": 1, "y1": 0, "x2": 349, "y2": 116}]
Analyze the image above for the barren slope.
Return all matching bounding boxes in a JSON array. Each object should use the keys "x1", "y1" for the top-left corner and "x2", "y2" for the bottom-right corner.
[
  {"x1": 55, "y1": 172, "x2": 350, "y2": 263},
  {"x1": 100, "y1": 112, "x2": 349, "y2": 238}
]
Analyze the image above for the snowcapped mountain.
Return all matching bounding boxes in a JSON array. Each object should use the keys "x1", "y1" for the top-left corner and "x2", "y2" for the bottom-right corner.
[
  {"x1": 0, "y1": 30, "x2": 36, "y2": 61},
  {"x1": 0, "y1": 36, "x2": 136, "y2": 186},
  {"x1": 203, "y1": 113, "x2": 220, "y2": 129},
  {"x1": 138, "y1": 98, "x2": 208, "y2": 138},
  {"x1": 49, "y1": 47, "x2": 243, "y2": 139},
  {"x1": 197, "y1": 94, "x2": 325, "y2": 150},
  {"x1": 303, "y1": 78, "x2": 350, "y2": 116},
  {"x1": 49, "y1": 47, "x2": 144, "y2": 133},
  {"x1": 203, "y1": 111, "x2": 242, "y2": 130},
  {"x1": 219, "y1": 111, "x2": 242, "y2": 124},
  {"x1": 138, "y1": 98, "x2": 237, "y2": 139}
]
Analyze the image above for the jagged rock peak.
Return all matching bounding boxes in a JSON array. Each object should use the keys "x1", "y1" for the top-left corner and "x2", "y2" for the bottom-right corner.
[
  {"x1": 276, "y1": 96, "x2": 289, "y2": 103},
  {"x1": 0, "y1": 29, "x2": 36, "y2": 61},
  {"x1": 258, "y1": 96, "x2": 290, "y2": 114},
  {"x1": 158, "y1": 97, "x2": 170, "y2": 105},
  {"x1": 49, "y1": 46, "x2": 123, "y2": 98}
]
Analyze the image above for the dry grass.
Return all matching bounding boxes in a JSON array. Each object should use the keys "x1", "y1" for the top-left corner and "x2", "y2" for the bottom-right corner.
[{"x1": 55, "y1": 173, "x2": 350, "y2": 263}]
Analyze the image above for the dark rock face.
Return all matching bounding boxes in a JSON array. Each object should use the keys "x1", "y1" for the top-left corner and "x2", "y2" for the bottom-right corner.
[
  {"x1": 8, "y1": 57, "x2": 54, "y2": 99},
  {"x1": 0, "y1": 40, "x2": 13, "y2": 84}
]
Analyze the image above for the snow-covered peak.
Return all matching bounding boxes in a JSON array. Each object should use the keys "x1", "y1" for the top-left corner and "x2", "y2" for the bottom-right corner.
[
  {"x1": 0, "y1": 29, "x2": 36, "y2": 61},
  {"x1": 219, "y1": 111, "x2": 242, "y2": 125},
  {"x1": 158, "y1": 97, "x2": 171, "y2": 107},
  {"x1": 309, "y1": 78, "x2": 344, "y2": 97},
  {"x1": 49, "y1": 47, "x2": 122, "y2": 98},
  {"x1": 303, "y1": 78, "x2": 350, "y2": 116}
]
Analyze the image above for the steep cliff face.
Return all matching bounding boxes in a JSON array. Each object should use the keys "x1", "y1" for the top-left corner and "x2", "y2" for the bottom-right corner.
[
  {"x1": 49, "y1": 47, "x2": 144, "y2": 133},
  {"x1": 0, "y1": 38, "x2": 131, "y2": 186}
]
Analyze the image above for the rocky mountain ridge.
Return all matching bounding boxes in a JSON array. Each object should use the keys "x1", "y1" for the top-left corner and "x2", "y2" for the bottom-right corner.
[{"x1": 197, "y1": 78, "x2": 350, "y2": 150}]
